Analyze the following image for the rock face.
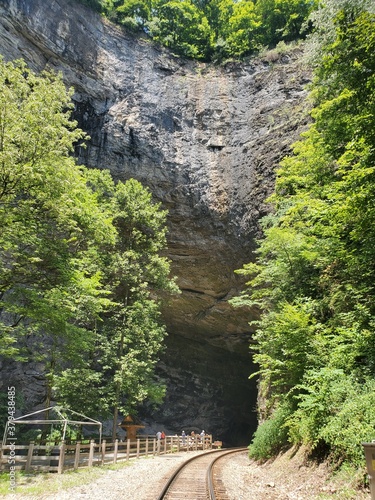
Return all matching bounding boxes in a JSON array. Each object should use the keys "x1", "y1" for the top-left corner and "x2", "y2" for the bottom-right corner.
[{"x1": 0, "y1": 0, "x2": 310, "y2": 444}]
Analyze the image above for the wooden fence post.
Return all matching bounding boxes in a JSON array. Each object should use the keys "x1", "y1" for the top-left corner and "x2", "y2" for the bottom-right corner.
[
  {"x1": 88, "y1": 440, "x2": 95, "y2": 467},
  {"x1": 136, "y1": 438, "x2": 140, "y2": 458},
  {"x1": 157, "y1": 439, "x2": 160, "y2": 456},
  {"x1": 126, "y1": 439, "x2": 130, "y2": 461},
  {"x1": 74, "y1": 441, "x2": 81, "y2": 470},
  {"x1": 145, "y1": 437, "x2": 149, "y2": 457},
  {"x1": 153, "y1": 438, "x2": 156, "y2": 456},
  {"x1": 25, "y1": 441, "x2": 34, "y2": 472},
  {"x1": 113, "y1": 439, "x2": 118, "y2": 464},
  {"x1": 101, "y1": 440, "x2": 106, "y2": 465},
  {"x1": 57, "y1": 441, "x2": 66, "y2": 474}
]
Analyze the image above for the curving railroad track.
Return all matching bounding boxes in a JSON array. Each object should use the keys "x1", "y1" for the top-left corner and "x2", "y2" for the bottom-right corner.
[{"x1": 156, "y1": 447, "x2": 247, "y2": 500}]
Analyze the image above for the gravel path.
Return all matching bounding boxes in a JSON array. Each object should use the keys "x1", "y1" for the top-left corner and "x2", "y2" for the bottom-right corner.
[
  {"x1": 7, "y1": 451, "x2": 206, "y2": 500},
  {"x1": 4, "y1": 447, "x2": 369, "y2": 499}
]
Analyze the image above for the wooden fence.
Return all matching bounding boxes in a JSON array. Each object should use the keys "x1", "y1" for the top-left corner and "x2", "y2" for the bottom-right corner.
[{"x1": 0, "y1": 434, "x2": 213, "y2": 474}]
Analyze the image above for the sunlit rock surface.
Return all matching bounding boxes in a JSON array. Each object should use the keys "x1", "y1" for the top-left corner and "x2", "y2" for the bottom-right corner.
[{"x1": 0, "y1": 0, "x2": 310, "y2": 443}]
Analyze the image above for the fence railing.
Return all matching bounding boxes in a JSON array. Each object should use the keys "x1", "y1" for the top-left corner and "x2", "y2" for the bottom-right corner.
[{"x1": 0, "y1": 434, "x2": 214, "y2": 474}]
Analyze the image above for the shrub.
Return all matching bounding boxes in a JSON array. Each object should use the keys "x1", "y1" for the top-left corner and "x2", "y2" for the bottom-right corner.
[
  {"x1": 288, "y1": 368, "x2": 375, "y2": 468},
  {"x1": 248, "y1": 402, "x2": 292, "y2": 461}
]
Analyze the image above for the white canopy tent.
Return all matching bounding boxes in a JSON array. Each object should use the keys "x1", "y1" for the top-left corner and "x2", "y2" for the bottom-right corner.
[{"x1": 2, "y1": 406, "x2": 102, "y2": 446}]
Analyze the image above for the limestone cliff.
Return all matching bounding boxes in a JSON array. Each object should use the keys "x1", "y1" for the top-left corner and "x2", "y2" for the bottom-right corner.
[{"x1": 0, "y1": 0, "x2": 310, "y2": 444}]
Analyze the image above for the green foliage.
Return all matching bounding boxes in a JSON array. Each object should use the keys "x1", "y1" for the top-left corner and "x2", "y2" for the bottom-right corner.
[
  {"x1": 80, "y1": 0, "x2": 318, "y2": 61},
  {"x1": 149, "y1": 0, "x2": 212, "y2": 59},
  {"x1": 0, "y1": 58, "x2": 176, "y2": 428},
  {"x1": 220, "y1": 1, "x2": 261, "y2": 58},
  {"x1": 248, "y1": 401, "x2": 292, "y2": 460},
  {"x1": 255, "y1": 0, "x2": 318, "y2": 47},
  {"x1": 305, "y1": 0, "x2": 375, "y2": 67},
  {"x1": 53, "y1": 369, "x2": 108, "y2": 418},
  {"x1": 232, "y1": 0, "x2": 375, "y2": 470},
  {"x1": 288, "y1": 370, "x2": 375, "y2": 468},
  {"x1": 109, "y1": 0, "x2": 151, "y2": 29},
  {"x1": 251, "y1": 300, "x2": 316, "y2": 397},
  {"x1": 0, "y1": 57, "x2": 114, "y2": 364},
  {"x1": 55, "y1": 176, "x2": 178, "y2": 436}
]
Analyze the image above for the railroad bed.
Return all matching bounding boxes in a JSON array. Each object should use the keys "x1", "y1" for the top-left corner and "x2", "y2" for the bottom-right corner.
[{"x1": 156, "y1": 448, "x2": 247, "y2": 500}]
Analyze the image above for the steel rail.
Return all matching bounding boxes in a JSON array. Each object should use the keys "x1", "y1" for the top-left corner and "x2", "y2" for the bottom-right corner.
[
  {"x1": 155, "y1": 447, "x2": 247, "y2": 500},
  {"x1": 206, "y1": 447, "x2": 248, "y2": 500}
]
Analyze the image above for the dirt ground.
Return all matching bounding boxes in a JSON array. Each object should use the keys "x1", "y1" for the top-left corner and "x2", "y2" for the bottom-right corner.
[{"x1": 222, "y1": 446, "x2": 370, "y2": 500}]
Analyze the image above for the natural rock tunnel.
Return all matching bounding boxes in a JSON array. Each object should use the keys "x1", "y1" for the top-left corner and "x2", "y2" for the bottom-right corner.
[{"x1": 0, "y1": 0, "x2": 310, "y2": 444}]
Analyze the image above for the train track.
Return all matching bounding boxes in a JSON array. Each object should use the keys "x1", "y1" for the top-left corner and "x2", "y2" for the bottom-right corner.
[{"x1": 156, "y1": 447, "x2": 247, "y2": 500}]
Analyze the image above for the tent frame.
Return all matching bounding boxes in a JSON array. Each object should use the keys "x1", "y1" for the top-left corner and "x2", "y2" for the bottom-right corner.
[{"x1": 2, "y1": 406, "x2": 102, "y2": 446}]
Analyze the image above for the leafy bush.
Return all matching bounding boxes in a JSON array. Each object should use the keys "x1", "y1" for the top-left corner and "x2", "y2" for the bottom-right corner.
[
  {"x1": 320, "y1": 379, "x2": 375, "y2": 468},
  {"x1": 288, "y1": 369, "x2": 375, "y2": 467},
  {"x1": 248, "y1": 402, "x2": 292, "y2": 461}
]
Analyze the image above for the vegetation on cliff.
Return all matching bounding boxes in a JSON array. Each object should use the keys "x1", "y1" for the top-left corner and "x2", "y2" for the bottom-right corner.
[
  {"x1": 232, "y1": 0, "x2": 375, "y2": 472},
  {"x1": 0, "y1": 58, "x2": 177, "y2": 435},
  {"x1": 78, "y1": 0, "x2": 318, "y2": 61}
]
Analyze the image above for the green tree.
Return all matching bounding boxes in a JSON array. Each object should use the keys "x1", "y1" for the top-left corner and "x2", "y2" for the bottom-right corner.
[
  {"x1": 78, "y1": 0, "x2": 320, "y2": 61},
  {"x1": 149, "y1": 0, "x2": 212, "y2": 60},
  {"x1": 0, "y1": 57, "x2": 117, "y2": 410},
  {"x1": 255, "y1": 0, "x2": 318, "y2": 47},
  {"x1": 102, "y1": 178, "x2": 177, "y2": 438},
  {"x1": 232, "y1": 0, "x2": 375, "y2": 464},
  {"x1": 107, "y1": 0, "x2": 151, "y2": 29},
  {"x1": 221, "y1": 0, "x2": 261, "y2": 58},
  {"x1": 0, "y1": 57, "x2": 177, "y2": 431},
  {"x1": 55, "y1": 176, "x2": 178, "y2": 438}
]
